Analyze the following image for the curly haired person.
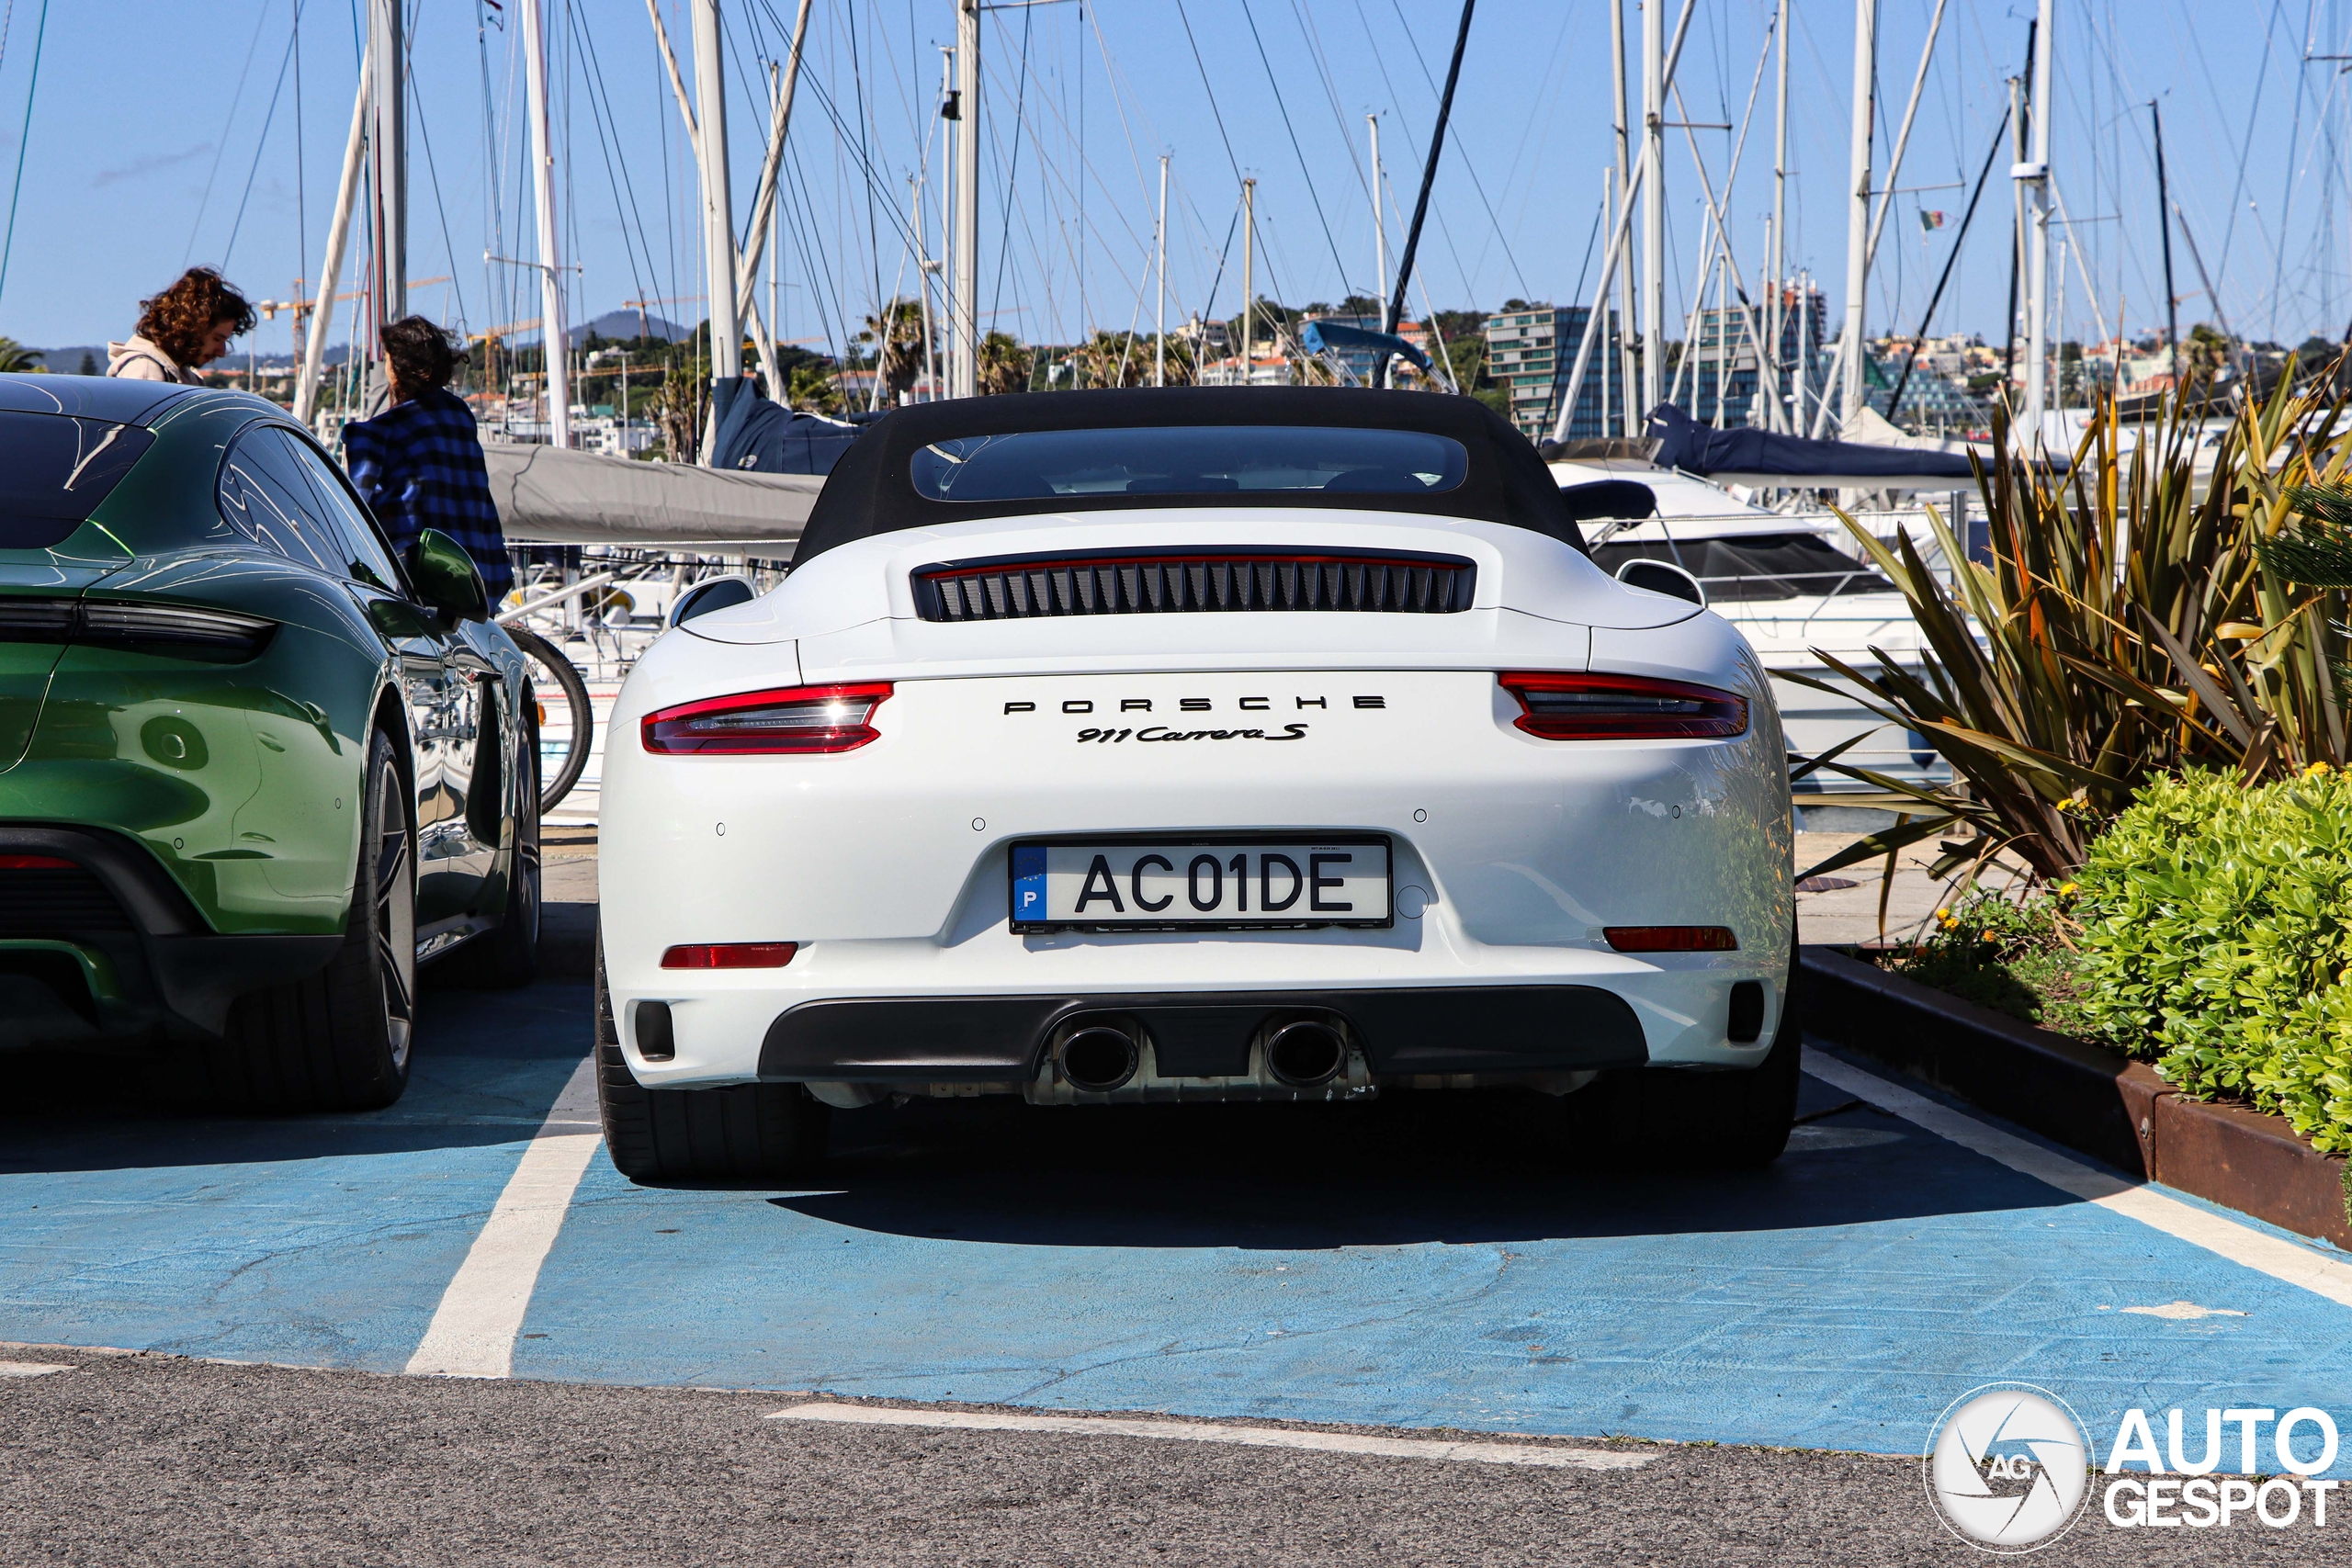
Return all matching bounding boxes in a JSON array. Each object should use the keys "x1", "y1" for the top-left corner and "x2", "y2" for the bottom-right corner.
[
  {"x1": 107, "y1": 267, "x2": 254, "y2": 382},
  {"x1": 339, "y1": 316, "x2": 514, "y2": 598}
]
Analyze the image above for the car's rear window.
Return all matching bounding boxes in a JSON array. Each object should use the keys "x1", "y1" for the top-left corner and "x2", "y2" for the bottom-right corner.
[
  {"x1": 910, "y1": 425, "x2": 1469, "y2": 504},
  {"x1": 0, "y1": 411, "x2": 156, "y2": 548}
]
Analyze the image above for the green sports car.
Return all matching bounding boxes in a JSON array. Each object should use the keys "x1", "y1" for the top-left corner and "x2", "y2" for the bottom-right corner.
[{"x1": 0, "y1": 374, "x2": 540, "y2": 1110}]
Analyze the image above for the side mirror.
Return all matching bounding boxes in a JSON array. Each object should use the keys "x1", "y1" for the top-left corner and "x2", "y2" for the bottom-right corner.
[
  {"x1": 1614, "y1": 557, "x2": 1706, "y2": 607},
  {"x1": 670, "y1": 574, "x2": 757, "y2": 627},
  {"x1": 407, "y1": 529, "x2": 490, "y2": 623}
]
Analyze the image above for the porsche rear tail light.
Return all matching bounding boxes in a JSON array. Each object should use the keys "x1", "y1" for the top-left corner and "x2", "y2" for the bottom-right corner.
[
  {"x1": 641, "y1": 682, "x2": 892, "y2": 755},
  {"x1": 1605, "y1": 926, "x2": 1740, "y2": 953},
  {"x1": 1498, "y1": 671, "x2": 1747, "y2": 740},
  {"x1": 0, "y1": 854, "x2": 74, "y2": 870},
  {"x1": 661, "y1": 942, "x2": 798, "y2": 969},
  {"x1": 0, "y1": 597, "x2": 273, "y2": 660}
]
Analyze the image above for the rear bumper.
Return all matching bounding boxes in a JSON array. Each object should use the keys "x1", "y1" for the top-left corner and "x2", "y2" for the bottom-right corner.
[
  {"x1": 754, "y1": 984, "x2": 1650, "y2": 1084},
  {"x1": 0, "y1": 824, "x2": 339, "y2": 1051}
]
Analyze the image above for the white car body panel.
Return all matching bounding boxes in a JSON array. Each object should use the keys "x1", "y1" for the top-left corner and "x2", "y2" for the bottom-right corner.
[{"x1": 602, "y1": 506, "x2": 1793, "y2": 1097}]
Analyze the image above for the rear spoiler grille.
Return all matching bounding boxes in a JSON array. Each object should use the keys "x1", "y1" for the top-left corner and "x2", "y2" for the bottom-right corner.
[{"x1": 911, "y1": 549, "x2": 1476, "y2": 623}]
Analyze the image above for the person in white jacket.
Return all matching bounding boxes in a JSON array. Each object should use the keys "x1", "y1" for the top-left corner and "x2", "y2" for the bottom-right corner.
[{"x1": 106, "y1": 267, "x2": 254, "y2": 383}]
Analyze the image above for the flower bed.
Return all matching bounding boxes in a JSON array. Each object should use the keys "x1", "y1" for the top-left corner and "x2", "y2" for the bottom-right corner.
[{"x1": 1883, "y1": 768, "x2": 2352, "y2": 1154}]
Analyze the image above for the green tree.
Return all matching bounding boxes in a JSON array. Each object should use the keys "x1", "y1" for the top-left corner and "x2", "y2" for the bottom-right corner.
[
  {"x1": 978, "y1": 331, "x2": 1033, "y2": 396},
  {"x1": 0, "y1": 337, "x2": 43, "y2": 373},
  {"x1": 859, "y1": 299, "x2": 926, "y2": 405}
]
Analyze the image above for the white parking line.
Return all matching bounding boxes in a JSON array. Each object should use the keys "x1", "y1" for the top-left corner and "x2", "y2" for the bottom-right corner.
[
  {"x1": 406, "y1": 1055, "x2": 603, "y2": 1379},
  {"x1": 764, "y1": 1402, "x2": 1658, "y2": 1471},
  {"x1": 1802, "y1": 1045, "x2": 2352, "y2": 1311},
  {"x1": 0, "y1": 1360, "x2": 74, "y2": 1378}
]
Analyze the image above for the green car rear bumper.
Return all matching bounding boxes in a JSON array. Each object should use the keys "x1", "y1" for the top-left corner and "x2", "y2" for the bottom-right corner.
[{"x1": 0, "y1": 824, "x2": 339, "y2": 1051}]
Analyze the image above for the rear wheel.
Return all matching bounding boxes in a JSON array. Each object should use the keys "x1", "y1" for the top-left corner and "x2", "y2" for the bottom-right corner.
[
  {"x1": 198, "y1": 729, "x2": 417, "y2": 1112},
  {"x1": 593, "y1": 938, "x2": 828, "y2": 1182},
  {"x1": 1560, "y1": 949, "x2": 1801, "y2": 1169}
]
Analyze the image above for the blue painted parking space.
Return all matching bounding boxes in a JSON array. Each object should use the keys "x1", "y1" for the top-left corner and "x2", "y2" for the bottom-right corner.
[
  {"x1": 6, "y1": 980, "x2": 2352, "y2": 1467},
  {"x1": 0, "y1": 986, "x2": 586, "y2": 1370}
]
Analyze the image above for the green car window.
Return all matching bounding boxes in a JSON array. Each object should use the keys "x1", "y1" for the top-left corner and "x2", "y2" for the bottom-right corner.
[
  {"x1": 219, "y1": 428, "x2": 345, "y2": 575},
  {"x1": 0, "y1": 411, "x2": 155, "y2": 548},
  {"x1": 266, "y1": 427, "x2": 405, "y2": 593}
]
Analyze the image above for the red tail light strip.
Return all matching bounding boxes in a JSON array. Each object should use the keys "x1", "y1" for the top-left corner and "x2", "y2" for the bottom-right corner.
[
  {"x1": 642, "y1": 683, "x2": 892, "y2": 755},
  {"x1": 0, "y1": 854, "x2": 75, "y2": 870},
  {"x1": 661, "y1": 942, "x2": 799, "y2": 969},
  {"x1": 1605, "y1": 926, "x2": 1740, "y2": 953},
  {"x1": 1498, "y1": 671, "x2": 1747, "y2": 740}
]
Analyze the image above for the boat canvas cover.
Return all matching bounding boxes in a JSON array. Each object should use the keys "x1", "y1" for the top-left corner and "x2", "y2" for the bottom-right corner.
[
  {"x1": 707, "y1": 377, "x2": 869, "y2": 476},
  {"x1": 480, "y1": 442, "x2": 823, "y2": 547},
  {"x1": 1643, "y1": 401, "x2": 1977, "y2": 489}
]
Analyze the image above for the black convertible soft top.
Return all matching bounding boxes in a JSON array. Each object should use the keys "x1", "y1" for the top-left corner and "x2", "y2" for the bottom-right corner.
[{"x1": 793, "y1": 386, "x2": 1585, "y2": 561}]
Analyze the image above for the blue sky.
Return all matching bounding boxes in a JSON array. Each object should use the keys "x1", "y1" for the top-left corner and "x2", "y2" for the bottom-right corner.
[{"x1": 0, "y1": 2, "x2": 2339, "y2": 363}]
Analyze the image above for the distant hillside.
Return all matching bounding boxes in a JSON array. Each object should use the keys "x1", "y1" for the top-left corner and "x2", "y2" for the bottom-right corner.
[{"x1": 571, "y1": 309, "x2": 687, "y2": 344}]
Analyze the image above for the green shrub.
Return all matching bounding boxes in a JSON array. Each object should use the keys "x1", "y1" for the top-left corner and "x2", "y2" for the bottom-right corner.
[
  {"x1": 1891, "y1": 890, "x2": 2090, "y2": 1034},
  {"x1": 2072, "y1": 767, "x2": 2352, "y2": 1151}
]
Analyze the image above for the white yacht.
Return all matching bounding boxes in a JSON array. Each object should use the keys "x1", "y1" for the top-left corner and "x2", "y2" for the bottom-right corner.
[{"x1": 1549, "y1": 454, "x2": 1946, "y2": 798}]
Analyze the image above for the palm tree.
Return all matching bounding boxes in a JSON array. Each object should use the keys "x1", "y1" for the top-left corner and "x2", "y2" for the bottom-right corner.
[
  {"x1": 0, "y1": 336, "x2": 43, "y2": 373},
  {"x1": 859, "y1": 299, "x2": 926, "y2": 406},
  {"x1": 978, "y1": 331, "x2": 1033, "y2": 395}
]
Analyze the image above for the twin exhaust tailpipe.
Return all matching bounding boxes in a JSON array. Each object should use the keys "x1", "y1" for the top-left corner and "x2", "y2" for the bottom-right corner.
[{"x1": 1050, "y1": 1013, "x2": 1351, "y2": 1093}]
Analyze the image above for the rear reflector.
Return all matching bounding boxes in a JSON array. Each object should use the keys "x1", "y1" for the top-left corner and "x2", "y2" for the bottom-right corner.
[
  {"x1": 1498, "y1": 671, "x2": 1747, "y2": 740},
  {"x1": 661, "y1": 942, "x2": 799, "y2": 970},
  {"x1": 641, "y1": 683, "x2": 891, "y2": 755},
  {"x1": 0, "y1": 854, "x2": 74, "y2": 870},
  {"x1": 1605, "y1": 926, "x2": 1739, "y2": 953}
]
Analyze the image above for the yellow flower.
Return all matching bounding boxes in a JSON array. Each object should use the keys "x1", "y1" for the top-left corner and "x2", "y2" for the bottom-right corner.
[
  {"x1": 2309, "y1": 761, "x2": 2335, "y2": 777},
  {"x1": 1935, "y1": 907, "x2": 1951, "y2": 920},
  {"x1": 2058, "y1": 881, "x2": 2079, "y2": 897}
]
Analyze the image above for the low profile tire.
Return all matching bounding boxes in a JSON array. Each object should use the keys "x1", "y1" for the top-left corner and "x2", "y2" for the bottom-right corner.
[
  {"x1": 438, "y1": 703, "x2": 541, "y2": 990},
  {"x1": 198, "y1": 729, "x2": 418, "y2": 1112},
  {"x1": 593, "y1": 938, "x2": 827, "y2": 1182},
  {"x1": 1560, "y1": 944, "x2": 1801, "y2": 1169}
]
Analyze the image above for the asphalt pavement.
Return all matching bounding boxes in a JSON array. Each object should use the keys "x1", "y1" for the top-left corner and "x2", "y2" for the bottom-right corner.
[{"x1": 0, "y1": 1348, "x2": 2333, "y2": 1566}]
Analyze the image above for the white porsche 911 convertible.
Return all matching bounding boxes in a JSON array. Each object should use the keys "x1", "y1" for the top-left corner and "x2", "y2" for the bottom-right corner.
[{"x1": 595, "y1": 388, "x2": 1796, "y2": 1180}]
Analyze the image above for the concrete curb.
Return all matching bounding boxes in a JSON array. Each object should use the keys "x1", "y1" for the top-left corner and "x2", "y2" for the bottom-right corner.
[{"x1": 1800, "y1": 945, "x2": 2352, "y2": 1251}]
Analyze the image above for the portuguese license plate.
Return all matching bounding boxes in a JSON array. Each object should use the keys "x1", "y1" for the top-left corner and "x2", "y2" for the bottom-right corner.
[{"x1": 1009, "y1": 836, "x2": 1393, "y2": 931}]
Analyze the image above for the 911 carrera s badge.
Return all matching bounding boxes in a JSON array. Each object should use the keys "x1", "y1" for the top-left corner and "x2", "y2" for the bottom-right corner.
[{"x1": 1074, "y1": 724, "x2": 1308, "y2": 743}]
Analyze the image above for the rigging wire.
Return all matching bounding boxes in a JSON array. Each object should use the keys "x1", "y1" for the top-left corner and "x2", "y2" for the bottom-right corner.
[
  {"x1": 183, "y1": 0, "x2": 275, "y2": 270},
  {"x1": 0, "y1": 0, "x2": 36, "y2": 310},
  {"x1": 221, "y1": 19, "x2": 300, "y2": 271},
  {"x1": 292, "y1": 0, "x2": 307, "y2": 341},
  {"x1": 568, "y1": 0, "x2": 658, "y2": 335},
  {"x1": 1380, "y1": 0, "x2": 1533, "y2": 302},
  {"x1": 990, "y1": 4, "x2": 1035, "y2": 336},
  {"x1": 1237, "y1": 0, "x2": 1353, "y2": 298}
]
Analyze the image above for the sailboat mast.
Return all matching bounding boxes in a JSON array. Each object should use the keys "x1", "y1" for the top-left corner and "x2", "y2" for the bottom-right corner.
[
  {"x1": 1156, "y1": 154, "x2": 1169, "y2": 389},
  {"x1": 2152, "y1": 100, "x2": 2177, "y2": 385},
  {"x1": 952, "y1": 0, "x2": 979, "y2": 398},
  {"x1": 2022, "y1": 0, "x2": 2054, "y2": 434},
  {"x1": 1639, "y1": 0, "x2": 1664, "y2": 416},
  {"x1": 521, "y1": 0, "x2": 571, "y2": 448},
  {"x1": 1611, "y1": 0, "x2": 1635, "y2": 434},
  {"x1": 1369, "y1": 114, "x2": 1385, "y2": 323},
  {"x1": 1768, "y1": 0, "x2": 1788, "y2": 431},
  {"x1": 367, "y1": 0, "x2": 405, "y2": 360},
  {"x1": 296, "y1": 66, "x2": 368, "y2": 427},
  {"x1": 1839, "y1": 0, "x2": 1876, "y2": 429},
  {"x1": 692, "y1": 0, "x2": 741, "y2": 390},
  {"x1": 1241, "y1": 177, "x2": 1256, "y2": 380}
]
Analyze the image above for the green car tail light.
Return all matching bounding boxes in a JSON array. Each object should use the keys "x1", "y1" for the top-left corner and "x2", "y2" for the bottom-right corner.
[{"x1": 0, "y1": 597, "x2": 275, "y2": 661}]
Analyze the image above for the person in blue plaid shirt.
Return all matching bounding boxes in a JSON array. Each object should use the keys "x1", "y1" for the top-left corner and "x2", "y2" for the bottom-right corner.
[{"x1": 341, "y1": 316, "x2": 514, "y2": 600}]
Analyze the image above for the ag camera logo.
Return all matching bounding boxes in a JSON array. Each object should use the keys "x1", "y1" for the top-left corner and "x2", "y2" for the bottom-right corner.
[{"x1": 1923, "y1": 1383, "x2": 2093, "y2": 1552}]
